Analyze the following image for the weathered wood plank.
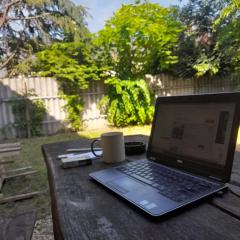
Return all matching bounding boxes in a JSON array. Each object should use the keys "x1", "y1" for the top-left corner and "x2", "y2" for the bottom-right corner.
[
  {"x1": 56, "y1": 194, "x2": 240, "y2": 240},
  {"x1": 0, "y1": 142, "x2": 21, "y2": 149},
  {"x1": 0, "y1": 211, "x2": 36, "y2": 240},
  {"x1": 6, "y1": 166, "x2": 32, "y2": 173},
  {"x1": 230, "y1": 150, "x2": 240, "y2": 186},
  {"x1": 210, "y1": 184, "x2": 240, "y2": 219},
  {"x1": 0, "y1": 164, "x2": 6, "y2": 191},
  {"x1": 0, "y1": 190, "x2": 46, "y2": 204},
  {"x1": 0, "y1": 147, "x2": 21, "y2": 153},
  {"x1": 0, "y1": 151, "x2": 20, "y2": 158},
  {"x1": 5, "y1": 170, "x2": 38, "y2": 180},
  {"x1": 0, "y1": 159, "x2": 14, "y2": 164},
  {"x1": 0, "y1": 142, "x2": 21, "y2": 158}
]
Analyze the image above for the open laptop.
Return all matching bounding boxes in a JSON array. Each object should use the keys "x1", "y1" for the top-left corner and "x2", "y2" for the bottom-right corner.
[{"x1": 89, "y1": 92, "x2": 240, "y2": 217}]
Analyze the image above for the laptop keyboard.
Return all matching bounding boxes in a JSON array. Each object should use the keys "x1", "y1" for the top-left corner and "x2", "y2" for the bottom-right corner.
[{"x1": 116, "y1": 160, "x2": 219, "y2": 202}]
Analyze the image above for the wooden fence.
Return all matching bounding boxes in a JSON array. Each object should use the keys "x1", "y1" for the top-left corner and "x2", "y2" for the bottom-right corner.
[
  {"x1": 1, "y1": 74, "x2": 240, "y2": 140},
  {"x1": 145, "y1": 74, "x2": 240, "y2": 97},
  {"x1": 0, "y1": 76, "x2": 106, "y2": 140}
]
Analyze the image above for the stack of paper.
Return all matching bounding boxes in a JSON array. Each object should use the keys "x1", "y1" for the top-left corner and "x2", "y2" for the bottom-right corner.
[{"x1": 58, "y1": 151, "x2": 102, "y2": 168}]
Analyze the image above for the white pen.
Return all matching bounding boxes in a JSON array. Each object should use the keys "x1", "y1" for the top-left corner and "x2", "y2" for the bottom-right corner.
[{"x1": 66, "y1": 147, "x2": 102, "y2": 152}]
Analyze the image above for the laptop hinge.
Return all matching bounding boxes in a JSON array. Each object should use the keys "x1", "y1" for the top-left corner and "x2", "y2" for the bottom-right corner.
[
  {"x1": 148, "y1": 156, "x2": 156, "y2": 161},
  {"x1": 208, "y1": 175, "x2": 222, "y2": 181}
]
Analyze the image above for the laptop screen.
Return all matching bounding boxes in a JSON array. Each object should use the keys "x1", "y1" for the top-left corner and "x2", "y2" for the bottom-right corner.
[
  {"x1": 148, "y1": 93, "x2": 240, "y2": 182},
  {"x1": 151, "y1": 102, "x2": 236, "y2": 168}
]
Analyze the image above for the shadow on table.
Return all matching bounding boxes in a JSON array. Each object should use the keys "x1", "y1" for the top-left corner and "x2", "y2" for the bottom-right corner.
[{"x1": 231, "y1": 149, "x2": 240, "y2": 186}]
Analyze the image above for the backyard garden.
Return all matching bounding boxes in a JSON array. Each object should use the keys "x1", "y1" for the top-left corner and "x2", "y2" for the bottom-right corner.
[
  {"x1": 1, "y1": 0, "x2": 240, "y2": 239},
  {"x1": 1, "y1": 0, "x2": 240, "y2": 134}
]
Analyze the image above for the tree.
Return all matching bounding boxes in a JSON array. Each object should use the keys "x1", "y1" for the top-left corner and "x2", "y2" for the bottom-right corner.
[
  {"x1": 34, "y1": 41, "x2": 108, "y2": 130},
  {"x1": 95, "y1": 0, "x2": 183, "y2": 79},
  {"x1": 0, "y1": 0, "x2": 89, "y2": 76},
  {"x1": 95, "y1": 1, "x2": 182, "y2": 126},
  {"x1": 174, "y1": 0, "x2": 229, "y2": 77},
  {"x1": 215, "y1": 0, "x2": 240, "y2": 21},
  {"x1": 213, "y1": 0, "x2": 240, "y2": 74}
]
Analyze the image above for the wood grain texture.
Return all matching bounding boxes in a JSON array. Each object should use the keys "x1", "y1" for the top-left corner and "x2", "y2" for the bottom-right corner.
[
  {"x1": 0, "y1": 164, "x2": 6, "y2": 190},
  {"x1": 211, "y1": 183, "x2": 240, "y2": 219},
  {"x1": 0, "y1": 150, "x2": 20, "y2": 157},
  {"x1": 5, "y1": 170, "x2": 38, "y2": 180},
  {"x1": 42, "y1": 135, "x2": 240, "y2": 240},
  {"x1": 0, "y1": 142, "x2": 21, "y2": 157},
  {"x1": 0, "y1": 211, "x2": 36, "y2": 240},
  {"x1": 0, "y1": 159, "x2": 14, "y2": 164},
  {"x1": 0, "y1": 191, "x2": 45, "y2": 204},
  {"x1": 0, "y1": 142, "x2": 21, "y2": 149},
  {"x1": 230, "y1": 151, "x2": 240, "y2": 186}
]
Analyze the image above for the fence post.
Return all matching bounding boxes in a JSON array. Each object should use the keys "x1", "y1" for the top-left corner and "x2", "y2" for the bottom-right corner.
[{"x1": 24, "y1": 81, "x2": 31, "y2": 138}]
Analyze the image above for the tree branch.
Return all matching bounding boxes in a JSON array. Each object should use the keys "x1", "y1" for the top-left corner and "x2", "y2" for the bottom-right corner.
[
  {"x1": 0, "y1": 52, "x2": 16, "y2": 70},
  {"x1": 0, "y1": 0, "x2": 21, "y2": 28},
  {"x1": 8, "y1": 12, "x2": 52, "y2": 21}
]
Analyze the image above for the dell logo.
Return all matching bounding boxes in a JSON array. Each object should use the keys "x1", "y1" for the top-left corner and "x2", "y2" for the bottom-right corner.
[{"x1": 177, "y1": 159, "x2": 183, "y2": 164}]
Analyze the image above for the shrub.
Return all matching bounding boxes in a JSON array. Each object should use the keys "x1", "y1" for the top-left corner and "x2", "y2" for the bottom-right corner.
[{"x1": 99, "y1": 78, "x2": 154, "y2": 127}]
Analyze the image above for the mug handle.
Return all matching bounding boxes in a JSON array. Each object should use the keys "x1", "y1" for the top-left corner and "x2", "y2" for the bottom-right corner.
[{"x1": 91, "y1": 139, "x2": 103, "y2": 157}]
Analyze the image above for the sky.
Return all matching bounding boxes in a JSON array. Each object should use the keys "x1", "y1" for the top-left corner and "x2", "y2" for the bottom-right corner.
[{"x1": 73, "y1": 0, "x2": 184, "y2": 33}]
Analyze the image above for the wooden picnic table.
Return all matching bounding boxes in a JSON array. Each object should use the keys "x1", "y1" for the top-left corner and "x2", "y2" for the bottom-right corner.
[{"x1": 42, "y1": 135, "x2": 240, "y2": 240}]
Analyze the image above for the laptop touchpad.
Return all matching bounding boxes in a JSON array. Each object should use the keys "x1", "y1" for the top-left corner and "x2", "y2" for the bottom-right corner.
[{"x1": 107, "y1": 177, "x2": 145, "y2": 194}]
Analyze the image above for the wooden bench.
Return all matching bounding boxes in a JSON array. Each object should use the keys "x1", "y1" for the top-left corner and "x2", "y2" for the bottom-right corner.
[
  {"x1": 0, "y1": 142, "x2": 40, "y2": 204},
  {"x1": 0, "y1": 142, "x2": 21, "y2": 157}
]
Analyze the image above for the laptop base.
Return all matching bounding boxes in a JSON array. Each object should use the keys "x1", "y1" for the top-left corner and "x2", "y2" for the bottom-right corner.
[{"x1": 89, "y1": 160, "x2": 226, "y2": 217}]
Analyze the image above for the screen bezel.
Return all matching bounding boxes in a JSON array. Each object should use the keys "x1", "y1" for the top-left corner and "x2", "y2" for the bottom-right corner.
[{"x1": 147, "y1": 92, "x2": 240, "y2": 183}]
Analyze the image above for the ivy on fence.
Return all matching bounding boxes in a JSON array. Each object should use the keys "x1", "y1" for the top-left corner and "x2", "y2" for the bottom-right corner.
[{"x1": 11, "y1": 90, "x2": 46, "y2": 138}]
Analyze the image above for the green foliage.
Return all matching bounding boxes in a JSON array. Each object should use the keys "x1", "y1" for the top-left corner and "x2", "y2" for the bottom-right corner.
[
  {"x1": 99, "y1": 78, "x2": 154, "y2": 127},
  {"x1": 11, "y1": 90, "x2": 46, "y2": 137},
  {"x1": 95, "y1": 1, "x2": 183, "y2": 79},
  {"x1": 213, "y1": 0, "x2": 240, "y2": 74},
  {"x1": 193, "y1": 53, "x2": 220, "y2": 77},
  {"x1": 35, "y1": 41, "x2": 108, "y2": 130},
  {"x1": 36, "y1": 42, "x2": 103, "y2": 91},
  {"x1": 174, "y1": 0, "x2": 228, "y2": 77},
  {"x1": 62, "y1": 94, "x2": 84, "y2": 131},
  {"x1": 215, "y1": 0, "x2": 240, "y2": 25},
  {"x1": 174, "y1": 0, "x2": 240, "y2": 77},
  {"x1": 96, "y1": 1, "x2": 181, "y2": 127}
]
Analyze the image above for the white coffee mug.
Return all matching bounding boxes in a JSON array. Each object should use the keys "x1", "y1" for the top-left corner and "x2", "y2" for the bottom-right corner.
[{"x1": 91, "y1": 132, "x2": 125, "y2": 163}]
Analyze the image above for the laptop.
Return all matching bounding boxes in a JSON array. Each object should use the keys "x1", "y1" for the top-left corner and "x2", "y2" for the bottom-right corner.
[{"x1": 89, "y1": 92, "x2": 240, "y2": 217}]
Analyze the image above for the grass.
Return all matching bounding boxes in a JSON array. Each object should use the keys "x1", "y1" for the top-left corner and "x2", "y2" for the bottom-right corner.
[
  {"x1": 0, "y1": 125, "x2": 151, "y2": 218},
  {"x1": 78, "y1": 125, "x2": 151, "y2": 138},
  {"x1": 0, "y1": 125, "x2": 239, "y2": 218}
]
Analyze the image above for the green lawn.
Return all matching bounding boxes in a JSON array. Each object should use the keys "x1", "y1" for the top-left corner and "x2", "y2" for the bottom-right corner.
[{"x1": 0, "y1": 125, "x2": 151, "y2": 218}]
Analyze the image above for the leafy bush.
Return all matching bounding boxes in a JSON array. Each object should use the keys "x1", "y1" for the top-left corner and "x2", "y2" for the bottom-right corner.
[
  {"x1": 62, "y1": 94, "x2": 84, "y2": 131},
  {"x1": 35, "y1": 42, "x2": 108, "y2": 130},
  {"x1": 99, "y1": 78, "x2": 154, "y2": 127}
]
